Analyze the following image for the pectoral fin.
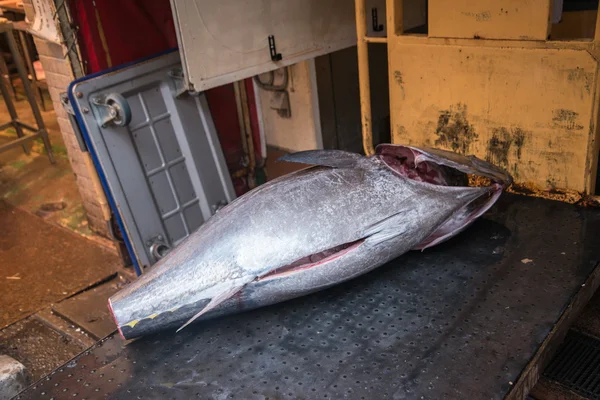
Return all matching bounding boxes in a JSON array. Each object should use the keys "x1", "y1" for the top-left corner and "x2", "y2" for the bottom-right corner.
[
  {"x1": 362, "y1": 210, "x2": 409, "y2": 246},
  {"x1": 176, "y1": 280, "x2": 252, "y2": 333}
]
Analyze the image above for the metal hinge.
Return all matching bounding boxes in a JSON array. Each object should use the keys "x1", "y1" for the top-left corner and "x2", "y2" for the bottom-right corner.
[
  {"x1": 60, "y1": 92, "x2": 88, "y2": 152},
  {"x1": 168, "y1": 67, "x2": 200, "y2": 98}
]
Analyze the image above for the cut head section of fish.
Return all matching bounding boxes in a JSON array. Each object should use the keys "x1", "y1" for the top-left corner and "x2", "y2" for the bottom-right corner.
[
  {"x1": 375, "y1": 143, "x2": 512, "y2": 189},
  {"x1": 374, "y1": 143, "x2": 513, "y2": 251}
]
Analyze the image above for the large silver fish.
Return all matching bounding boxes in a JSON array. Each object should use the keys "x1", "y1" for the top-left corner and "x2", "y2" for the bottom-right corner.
[{"x1": 109, "y1": 144, "x2": 512, "y2": 339}]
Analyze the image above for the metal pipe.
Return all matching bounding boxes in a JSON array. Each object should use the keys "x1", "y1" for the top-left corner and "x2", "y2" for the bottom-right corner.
[
  {"x1": 0, "y1": 132, "x2": 41, "y2": 152},
  {"x1": 5, "y1": 29, "x2": 54, "y2": 163},
  {"x1": 17, "y1": 30, "x2": 44, "y2": 111},
  {"x1": 594, "y1": 4, "x2": 600, "y2": 42},
  {"x1": 387, "y1": 0, "x2": 403, "y2": 36},
  {"x1": 252, "y1": 78, "x2": 268, "y2": 159},
  {"x1": 365, "y1": 37, "x2": 387, "y2": 44},
  {"x1": 233, "y1": 81, "x2": 250, "y2": 166},
  {"x1": 239, "y1": 81, "x2": 256, "y2": 187},
  {"x1": 0, "y1": 41, "x2": 28, "y2": 155},
  {"x1": 355, "y1": 0, "x2": 375, "y2": 156},
  {"x1": 15, "y1": 121, "x2": 38, "y2": 132}
]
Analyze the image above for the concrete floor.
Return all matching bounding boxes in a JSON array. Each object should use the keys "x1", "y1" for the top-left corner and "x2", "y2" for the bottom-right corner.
[
  {"x1": 0, "y1": 200, "x2": 120, "y2": 328},
  {"x1": 0, "y1": 87, "x2": 111, "y2": 244},
  {"x1": 0, "y1": 82, "x2": 136, "y2": 393}
]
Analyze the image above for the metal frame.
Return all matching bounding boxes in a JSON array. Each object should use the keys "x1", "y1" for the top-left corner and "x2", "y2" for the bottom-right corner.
[
  {"x1": 12, "y1": 22, "x2": 47, "y2": 112},
  {"x1": 68, "y1": 51, "x2": 236, "y2": 274},
  {"x1": 0, "y1": 22, "x2": 53, "y2": 163},
  {"x1": 354, "y1": 0, "x2": 600, "y2": 193}
]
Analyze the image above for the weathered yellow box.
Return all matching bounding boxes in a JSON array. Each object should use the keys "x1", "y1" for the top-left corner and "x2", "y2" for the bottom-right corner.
[{"x1": 428, "y1": 0, "x2": 553, "y2": 40}]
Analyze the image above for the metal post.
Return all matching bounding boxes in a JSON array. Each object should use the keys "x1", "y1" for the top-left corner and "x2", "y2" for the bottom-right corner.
[
  {"x1": 5, "y1": 29, "x2": 54, "y2": 163},
  {"x1": 0, "y1": 46, "x2": 29, "y2": 154},
  {"x1": 386, "y1": 0, "x2": 403, "y2": 36},
  {"x1": 594, "y1": 8, "x2": 600, "y2": 42},
  {"x1": 355, "y1": 0, "x2": 375, "y2": 156},
  {"x1": 18, "y1": 30, "x2": 45, "y2": 111}
]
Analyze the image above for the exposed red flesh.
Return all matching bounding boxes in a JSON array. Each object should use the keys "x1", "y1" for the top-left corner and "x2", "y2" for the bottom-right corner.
[
  {"x1": 259, "y1": 239, "x2": 365, "y2": 281},
  {"x1": 378, "y1": 145, "x2": 505, "y2": 251},
  {"x1": 378, "y1": 149, "x2": 448, "y2": 185}
]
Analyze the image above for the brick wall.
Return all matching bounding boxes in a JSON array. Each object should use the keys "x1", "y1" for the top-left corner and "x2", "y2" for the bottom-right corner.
[{"x1": 22, "y1": 0, "x2": 110, "y2": 237}]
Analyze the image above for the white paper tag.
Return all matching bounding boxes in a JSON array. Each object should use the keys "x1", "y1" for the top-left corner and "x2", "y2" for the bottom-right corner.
[{"x1": 28, "y1": 0, "x2": 61, "y2": 44}]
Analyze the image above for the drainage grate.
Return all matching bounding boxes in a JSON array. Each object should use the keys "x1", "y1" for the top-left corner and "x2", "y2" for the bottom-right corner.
[{"x1": 544, "y1": 330, "x2": 600, "y2": 399}]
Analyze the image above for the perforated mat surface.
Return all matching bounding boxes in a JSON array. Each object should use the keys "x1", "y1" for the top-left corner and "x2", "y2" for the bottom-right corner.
[{"x1": 16, "y1": 194, "x2": 600, "y2": 399}]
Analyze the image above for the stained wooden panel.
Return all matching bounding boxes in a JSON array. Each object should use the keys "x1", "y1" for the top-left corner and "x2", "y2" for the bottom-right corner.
[
  {"x1": 388, "y1": 43, "x2": 598, "y2": 192},
  {"x1": 428, "y1": 0, "x2": 552, "y2": 40}
]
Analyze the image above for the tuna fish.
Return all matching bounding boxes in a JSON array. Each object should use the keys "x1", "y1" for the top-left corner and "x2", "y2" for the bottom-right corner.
[{"x1": 109, "y1": 144, "x2": 512, "y2": 339}]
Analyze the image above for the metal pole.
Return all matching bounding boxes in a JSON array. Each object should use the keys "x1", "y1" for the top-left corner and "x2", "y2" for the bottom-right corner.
[
  {"x1": 5, "y1": 29, "x2": 54, "y2": 163},
  {"x1": 594, "y1": 4, "x2": 600, "y2": 42},
  {"x1": 0, "y1": 43, "x2": 29, "y2": 154},
  {"x1": 233, "y1": 81, "x2": 250, "y2": 163},
  {"x1": 355, "y1": 0, "x2": 375, "y2": 156},
  {"x1": 18, "y1": 30, "x2": 45, "y2": 111},
  {"x1": 238, "y1": 81, "x2": 256, "y2": 189}
]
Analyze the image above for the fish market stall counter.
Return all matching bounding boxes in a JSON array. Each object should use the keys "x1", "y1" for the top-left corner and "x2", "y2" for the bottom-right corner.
[{"x1": 16, "y1": 194, "x2": 600, "y2": 399}]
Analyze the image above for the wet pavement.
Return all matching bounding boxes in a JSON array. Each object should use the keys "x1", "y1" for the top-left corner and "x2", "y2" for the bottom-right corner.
[
  {"x1": 0, "y1": 81, "x2": 136, "y2": 393},
  {"x1": 0, "y1": 318, "x2": 86, "y2": 382},
  {"x1": 52, "y1": 276, "x2": 133, "y2": 340},
  {"x1": 0, "y1": 82, "x2": 111, "y2": 244},
  {"x1": 0, "y1": 200, "x2": 120, "y2": 328}
]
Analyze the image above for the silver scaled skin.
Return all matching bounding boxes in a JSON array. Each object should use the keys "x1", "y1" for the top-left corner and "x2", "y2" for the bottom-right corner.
[{"x1": 109, "y1": 144, "x2": 512, "y2": 339}]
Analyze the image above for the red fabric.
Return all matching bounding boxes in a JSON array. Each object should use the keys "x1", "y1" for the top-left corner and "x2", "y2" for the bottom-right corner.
[
  {"x1": 69, "y1": 0, "x2": 176, "y2": 73},
  {"x1": 69, "y1": 1, "x2": 106, "y2": 73}
]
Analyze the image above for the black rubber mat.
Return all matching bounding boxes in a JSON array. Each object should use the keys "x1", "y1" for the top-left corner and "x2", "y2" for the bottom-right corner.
[
  {"x1": 544, "y1": 330, "x2": 600, "y2": 399},
  {"x1": 15, "y1": 194, "x2": 600, "y2": 399}
]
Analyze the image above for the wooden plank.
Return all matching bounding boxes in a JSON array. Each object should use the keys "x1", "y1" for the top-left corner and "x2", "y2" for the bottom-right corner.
[
  {"x1": 428, "y1": 0, "x2": 552, "y2": 40},
  {"x1": 387, "y1": 41, "x2": 599, "y2": 192},
  {"x1": 529, "y1": 377, "x2": 590, "y2": 400},
  {"x1": 389, "y1": 34, "x2": 595, "y2": 52}
]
